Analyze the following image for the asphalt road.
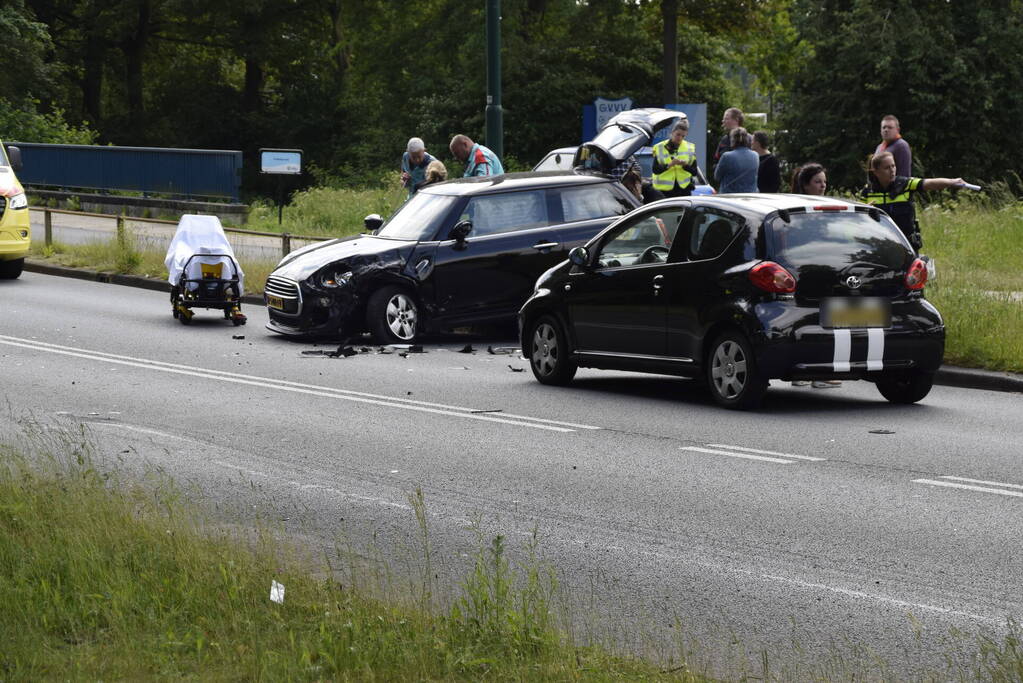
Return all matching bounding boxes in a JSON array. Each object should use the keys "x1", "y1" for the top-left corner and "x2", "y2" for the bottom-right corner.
[{"x1": 2, "y1": 272, "x2": 1022, "y2": 679}]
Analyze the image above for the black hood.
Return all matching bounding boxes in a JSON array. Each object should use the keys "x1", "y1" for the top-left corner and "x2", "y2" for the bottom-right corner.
[{"x1": 271, "y1": 234, "x2": 417, "y2": 281}]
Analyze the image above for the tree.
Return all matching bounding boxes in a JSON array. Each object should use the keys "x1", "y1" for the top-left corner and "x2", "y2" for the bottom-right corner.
[{"x1": 780, "y1": 0, "x2": 1023, "y2": 188}]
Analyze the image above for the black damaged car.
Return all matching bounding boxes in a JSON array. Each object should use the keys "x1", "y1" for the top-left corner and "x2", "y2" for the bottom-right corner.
[
  {"x1": 264, "y1": 172, "x2": 639, "y2": 342},
  {"x1": 519, "y1": 194, "x2": 945, "y2": 409}
]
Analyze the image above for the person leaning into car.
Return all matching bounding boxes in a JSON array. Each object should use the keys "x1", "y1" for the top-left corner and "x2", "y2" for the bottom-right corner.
[
  {"x1": 651, "y1": 120, "x2": 698, "y2": 197},
  {"x1": 400, "y1": 137, "x2": 436, "y2": 197},
  {"x1": 449, "y1": 134, "x2": 504, "y2": 177},
  {"x1": 861, "y1": 151, "x2": 964, "y2": 252}
]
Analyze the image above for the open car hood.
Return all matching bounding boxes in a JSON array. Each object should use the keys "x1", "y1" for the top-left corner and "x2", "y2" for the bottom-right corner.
[{"x1": 574, "y1": 108, "x2": 685, "y2": 174}]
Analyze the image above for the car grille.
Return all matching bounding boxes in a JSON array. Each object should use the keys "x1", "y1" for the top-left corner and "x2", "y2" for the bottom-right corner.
[{"x1": 264, "y1": 275, "x2": 302, "y2": 315}]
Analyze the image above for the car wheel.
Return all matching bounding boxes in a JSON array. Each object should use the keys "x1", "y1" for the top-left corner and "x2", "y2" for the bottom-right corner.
[
  {"x1": 527, "y1": 315, "x2": 577, "y2": 385},
  {"x1": 0, "y1": 258, "x2": 24, "y2": 280},
  {"x1": 366, "y1": 285, "x2": 419, "y2": 344},
  {"x1": 706, "y1": 330, "x2": 768, "y2": 410},
  {"x1": 875, "y1": 370, "x2": 934, "y2": 404}
]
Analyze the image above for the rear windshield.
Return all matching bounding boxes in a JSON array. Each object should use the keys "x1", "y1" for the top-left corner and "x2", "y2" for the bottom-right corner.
[
  {"x1": 376, "y1": 192, "x2": 460, "y2": 241},
  {"x1": 765, "y1": 211, "x2": 910, "y2": 271}
]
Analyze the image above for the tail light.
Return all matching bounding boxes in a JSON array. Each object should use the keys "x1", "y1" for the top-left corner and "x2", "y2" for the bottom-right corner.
[
  {"x1": 750, "y1": 261, "x2": 796, "y2": 293},
  {"x1": 905, "y1": 258, "x2": 928, "y2": 290}
]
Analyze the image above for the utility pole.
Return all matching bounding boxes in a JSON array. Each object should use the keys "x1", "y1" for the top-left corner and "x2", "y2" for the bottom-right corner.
[
  {"x1": 485, "y1": 0, "x2": 504, "y2": 160},
  {"x1": 661, "y1": 0, "x2": 679, "y2": 105}
]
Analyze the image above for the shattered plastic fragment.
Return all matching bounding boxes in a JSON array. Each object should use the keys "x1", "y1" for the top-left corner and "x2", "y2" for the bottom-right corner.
[
  {"x1": 459, "y1": 344, "x2": 475, "y2": 353},
  {"x1": 232, "y1": 335, "x2": 245, "y2": 339},
  {"x1": 869, "y1": 429, "x2": 896, "y2": 435},
  {"x1": 508, "y1": 365, "x2": 525, "y2": 373}
]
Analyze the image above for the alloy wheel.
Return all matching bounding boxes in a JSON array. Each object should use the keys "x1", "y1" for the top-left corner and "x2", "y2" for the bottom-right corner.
[
  {"x1": 385, "y1": 293, "x2": 417, "y2": 341},
  {"x1": 531, "y1": 322, "x2": 559, "y2": 377},
  {"x1": 711, "y1": 339, "x2": 748, "y2": 399}
]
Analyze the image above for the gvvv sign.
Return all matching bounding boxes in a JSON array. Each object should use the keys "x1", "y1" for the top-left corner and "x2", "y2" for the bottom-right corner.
[{"x1": 594, "y1": 97, "x2": 633, "y2": 131}]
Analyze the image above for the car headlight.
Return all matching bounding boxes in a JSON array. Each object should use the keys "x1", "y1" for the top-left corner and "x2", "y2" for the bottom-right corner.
[
  {"x1": 318, "y1": 268, "x2": 353, "y2": 288},
  {"x1": 7, "y1": 193, "x2": 27, "y2": 210}
]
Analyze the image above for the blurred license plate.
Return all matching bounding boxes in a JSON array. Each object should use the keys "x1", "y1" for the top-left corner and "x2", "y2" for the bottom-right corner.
[
  {"x1": 266, "y1": 295, "x2": 284, "y2": 310},
  {"x1": 821, "y1": 297, "x2": 890, "y2": 329}
]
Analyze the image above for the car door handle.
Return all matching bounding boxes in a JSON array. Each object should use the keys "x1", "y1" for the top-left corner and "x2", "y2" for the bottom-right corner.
[
  {"x1": 652, "y1": 274, "x2": 664, "y2": 294},
  {"x1": 532, "y1": 241, "x2": 559, "y2": 250}
]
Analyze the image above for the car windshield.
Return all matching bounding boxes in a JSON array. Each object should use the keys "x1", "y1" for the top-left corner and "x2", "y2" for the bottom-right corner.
[
  {"x1": 766, "y1": 211, "x2": 909, "y2": 272},
  {"x1": 376, "y1": 192, "x2": 460, "y2": 241}
]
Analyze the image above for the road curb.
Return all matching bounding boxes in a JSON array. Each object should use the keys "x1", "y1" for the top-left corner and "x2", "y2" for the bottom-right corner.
[
  {"x1": 22, "y1": 259, "x2": 1023, "y2": 394},
  {"x1": 934, "y1": 365, "x2": 1023, "y2": 394},
  {"x1": 23, "y1": 259, "x2": 265, "y2": 305}
]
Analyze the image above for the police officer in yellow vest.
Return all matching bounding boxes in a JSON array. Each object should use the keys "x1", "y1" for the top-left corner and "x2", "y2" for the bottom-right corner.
[
  {"x1": 861, "y1": 151, "x2": 965, "y2": 252},
  {"x1": 652, "y1": 120, "x2": 698, "y2": 197}
]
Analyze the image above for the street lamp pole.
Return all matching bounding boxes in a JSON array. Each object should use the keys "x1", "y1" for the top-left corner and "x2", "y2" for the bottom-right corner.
[{"x1": 485, "y1": 0, "x2": 503, "y2": 160}]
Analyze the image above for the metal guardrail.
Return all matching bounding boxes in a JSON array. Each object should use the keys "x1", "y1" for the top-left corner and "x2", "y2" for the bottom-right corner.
[{"x1": 33, "y1": 207, "x2": 326, "y2": 259}]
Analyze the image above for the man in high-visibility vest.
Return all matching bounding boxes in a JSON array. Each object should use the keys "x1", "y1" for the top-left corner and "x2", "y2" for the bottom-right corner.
[{"x1": 651, "y1": 121, "x2": 697, "y2": 197}]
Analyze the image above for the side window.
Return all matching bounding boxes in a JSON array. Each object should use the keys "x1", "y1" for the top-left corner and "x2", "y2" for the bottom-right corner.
[
  {"x1": 558, "y1": 185, "x2": 632, "y2": 223},
  {"x1": 461, "y1": 191, "x2": 548, "y2": 237},
  {"x1": 594, "y1": 208, "x2": 686, "y2": 268},
  {"x1": 689, "y1": 210, "x2": 743, "y2": 260}
]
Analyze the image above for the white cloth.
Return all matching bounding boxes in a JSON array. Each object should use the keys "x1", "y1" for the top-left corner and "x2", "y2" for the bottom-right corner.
[{"x1": 164, "y1": 214, "x2": 243, "y2": 292}]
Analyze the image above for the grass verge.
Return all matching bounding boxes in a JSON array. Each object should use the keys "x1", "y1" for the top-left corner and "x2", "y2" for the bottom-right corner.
[{"x1": 0, "y1": 423, "x2": 702, "y2": 681}]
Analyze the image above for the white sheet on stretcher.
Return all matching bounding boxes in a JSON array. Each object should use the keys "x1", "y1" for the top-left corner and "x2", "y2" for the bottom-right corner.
[{"x1": 164, "y1": 214, "x2": 244, "y2": 293}]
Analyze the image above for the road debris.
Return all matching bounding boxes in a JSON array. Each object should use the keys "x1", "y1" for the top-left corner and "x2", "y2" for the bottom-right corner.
[
  {"x1": 470, "y1": 409, "x2": 503, "y2": 414},
  {"x1": 508, "y1": 364, "x2": 524, "y2": 372},
  {"x1": 869, "y1": 429, "x2": 896, "y2": 434},
  {"x1": 232, "y1": 335, "x2": 245, "y2": 340},
  {"x1": 270, "y1": 580, "x2": 285, "y2": 604},
  {"x1": 459, "y1": 344, "x2": 475, "y2": 353}
]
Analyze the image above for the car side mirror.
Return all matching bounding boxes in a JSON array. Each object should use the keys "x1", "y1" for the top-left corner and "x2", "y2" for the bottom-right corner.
[
  {"x1": 364, "y1": 213, "x2": 383, "y2": 233},
  {"x1": 448, "y1": 220, "x2": 472, "y2": 243},
  {"x1": 6, "y1": 146, "x2": 22, "y2": 172},
  {"x1": 568, "y1": 246, "x2": 589, "y2": 267}
]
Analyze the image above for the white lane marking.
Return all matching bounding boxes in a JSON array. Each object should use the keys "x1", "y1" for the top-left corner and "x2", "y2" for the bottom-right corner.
[
  {"x1": 760, "y1": 573, "x2": 1002, "y2": 625},
  {"x1": 832, "y1": 329, "x2": 851, "y2": 372},
  {"x1": 0, "y1": 335, "x2": 589, "y2": 433},
  {"x1": 941, "y1": 475, "x2": 1023, "y2": 491},
  {"x1": 867, "y1": 328, "x2": 885, "y2": 371},
  {"x1": 913, "y1": 479, "x2": 1023, "y2": 499},
  {"x1": 681, "y1": 446, "x2": 792, "y2": 464},
  {"x1": 707, "y1": 444, "x2": 825, "y2": 462}
]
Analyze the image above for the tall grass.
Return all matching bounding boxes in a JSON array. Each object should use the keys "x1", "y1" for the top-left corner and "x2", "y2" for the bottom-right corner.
[
  {"x1": 921, "y1": 188, "x2": 1023, "y2": 372},
  {"x1": 0, "y1": 421, "x2": 703, "y2": 681},
  {"x1": 245, "y1": 176, "x2": 408, "y2": 238}
]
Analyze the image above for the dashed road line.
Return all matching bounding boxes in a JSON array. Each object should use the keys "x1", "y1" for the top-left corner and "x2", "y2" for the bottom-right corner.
[
  {"x1": 913, "y1": 475, "x2": 1023, "y2": 499},
  {"x1": 706, "y1": 443, "x2": 826, "y2": 462}
]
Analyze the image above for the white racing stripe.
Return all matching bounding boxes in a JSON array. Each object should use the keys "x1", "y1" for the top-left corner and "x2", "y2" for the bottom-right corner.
[
  {"x1": 681, "y1": 446, "x2": 793, "y2": 464},
  {"x1": 707, "y1": 444, "x2": 825, "y2": 462},
  {"x1": 0, "y1": 334, "x2": 597, "y2": 433},
  {"x1": 867, "y1": 328, "x2": 885, "y2": 371},
  {"x1": 913, "y1": 478, "x2": 1023, "y2": 499},
  {"x1": 832, "y1": 329, "x2": 851, "y2": 372}
]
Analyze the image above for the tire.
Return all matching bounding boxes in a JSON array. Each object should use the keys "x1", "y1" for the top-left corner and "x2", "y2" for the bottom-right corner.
[
  {"x1": 875, "y1": 370, "x2": 934, "y2": 404},
  {"x1": 706, "y1": 330, "x2": 769, "y2": 410},
  {"x1": 0, "y1": 258, "x2": 24, "y2": 280},
  {"x1": 527, "y1": 315, "x2": 577, "y2": 386},
  {"x1": 366, "y1": 285, "x2": 419, "y2": 344}
]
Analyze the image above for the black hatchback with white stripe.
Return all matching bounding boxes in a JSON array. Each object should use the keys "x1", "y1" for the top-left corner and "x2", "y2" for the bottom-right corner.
[{"x1": 518, "y1": 194, "x2": 944, "y2": 409}]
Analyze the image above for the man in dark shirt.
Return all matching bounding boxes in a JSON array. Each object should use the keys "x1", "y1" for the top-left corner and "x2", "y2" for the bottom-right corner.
[
  {"x1": 751, "y1": 131, "x2": 781, "y2": 193},
  {"x1": 713, "y1": 107, "x2": 744, "y2": 169},
  {"x1": 874, "y1": 115, "x2": 912, "y2": 176}
]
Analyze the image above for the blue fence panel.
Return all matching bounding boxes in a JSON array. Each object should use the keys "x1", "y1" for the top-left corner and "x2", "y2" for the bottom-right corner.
[{"x1": 9, "y1": 143, "x2": 243, "y2": 202}]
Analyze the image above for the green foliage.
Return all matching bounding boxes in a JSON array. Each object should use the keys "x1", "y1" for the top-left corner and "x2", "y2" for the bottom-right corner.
[
  {"x1": 0, "y1": 98, "x2": 96, "y2": 145},
  {"x1": 780, "y1": 0, "x2": 1023, "y2": 190}
]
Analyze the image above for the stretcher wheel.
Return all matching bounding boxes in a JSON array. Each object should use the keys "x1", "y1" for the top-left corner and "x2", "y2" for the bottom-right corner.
[{"x1": 172, "y1": 307, "x2": 180, "y2": 319}]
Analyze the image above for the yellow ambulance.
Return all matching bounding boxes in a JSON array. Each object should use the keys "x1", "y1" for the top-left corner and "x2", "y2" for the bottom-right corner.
[{"x1": 0, "y1": 141, "x2": 30, "y2": 279}]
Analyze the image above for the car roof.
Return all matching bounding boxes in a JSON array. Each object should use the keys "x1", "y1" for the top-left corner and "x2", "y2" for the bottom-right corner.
[
  {"x1": 420, "y1": 171, "x2": 614, "y2": 196},
  {"x1": 660, "y1": 193, "x2": 867, "y2": 218}
]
